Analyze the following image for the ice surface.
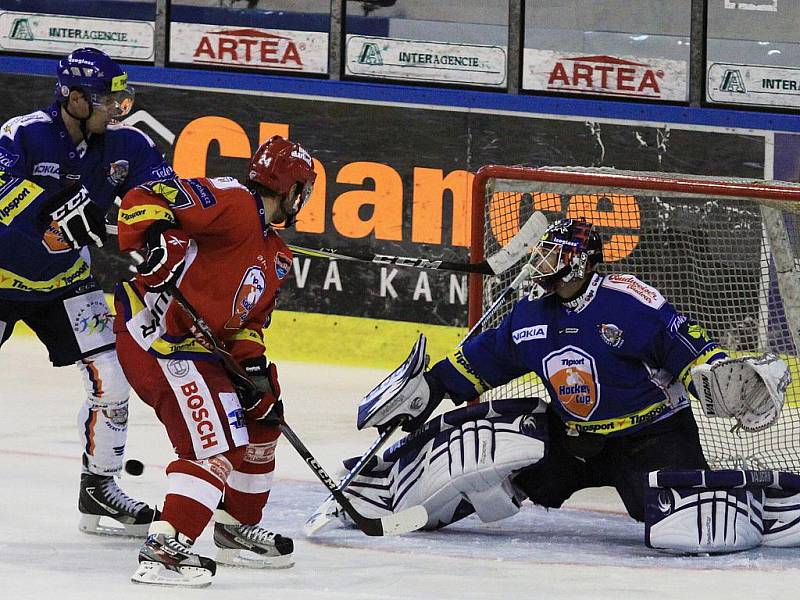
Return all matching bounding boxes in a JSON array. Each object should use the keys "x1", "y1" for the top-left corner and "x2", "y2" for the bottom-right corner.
[{"x1": 2, "y1": 336, "x2": 799, "y2": 599}]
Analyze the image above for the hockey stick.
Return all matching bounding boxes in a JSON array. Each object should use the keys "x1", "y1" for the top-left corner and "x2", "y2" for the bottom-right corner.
[
  {"x1": 108, "y1": 211, "x2": 545, "y2": 276},
  {"x1": 287, "y1": 211, "x2": 547, "y2": 276},
  {"x1": 162, "y1": 282, "x2": 427, "y2": 537}
]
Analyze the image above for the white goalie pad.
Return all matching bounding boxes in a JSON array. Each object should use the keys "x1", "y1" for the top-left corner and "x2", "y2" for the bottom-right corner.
[
  {"x1": 763, "y1": 471, "x2": 800, "y2": 547},
  {"x1": 645, "y1": 470, "x2": 765, "y2": 554},
  {"x1": 690, "y1": 352, "x2": 790, "y2": 432},
  {"x1": 341, "y1": 399, "x2": 546, "y2": 530}
]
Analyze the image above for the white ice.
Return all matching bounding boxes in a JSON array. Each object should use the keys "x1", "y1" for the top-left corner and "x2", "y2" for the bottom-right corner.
[{"x1": 2, "y1": 336, "x2": 799, "y2": 600}]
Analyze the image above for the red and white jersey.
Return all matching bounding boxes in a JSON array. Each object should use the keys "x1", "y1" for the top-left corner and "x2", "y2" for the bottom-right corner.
[{"x1": 113, "y1": 176, "x2": 292, "y2": 363}]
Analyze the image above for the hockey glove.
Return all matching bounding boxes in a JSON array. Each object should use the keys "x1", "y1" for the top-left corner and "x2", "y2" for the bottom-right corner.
[
  {"x1": 137, "y1": 228, "x2": 190, "y2": 292},
  {"x1": 238, "y1": 356, "x2": 282, "y2": 422},
  {"x1": 44, "y1": 184, "x2": 108, "y2": 250},
  {"x1": 401, "y1": 372, "x2": 447, "y2": 432}
]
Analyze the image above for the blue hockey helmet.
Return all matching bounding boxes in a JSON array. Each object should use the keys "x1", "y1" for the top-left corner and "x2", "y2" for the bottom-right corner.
[
  {"x1": 55, "y1": 48, "x2": 134, "y2": 117},
  {"x1": 529, "y1": 218, "x2": 603, "y2": 297}
]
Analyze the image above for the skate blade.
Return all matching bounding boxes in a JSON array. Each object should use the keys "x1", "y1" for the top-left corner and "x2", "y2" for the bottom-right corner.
[
  {"x1": 79, "y1": 514, "x2": 150, "y2": 538},
  {"x1": 131, "y1": 561, "x2": 213, "y2": 587},
  {"x1": 216, "y1": 548, "x2": 294, "y2": 569}
]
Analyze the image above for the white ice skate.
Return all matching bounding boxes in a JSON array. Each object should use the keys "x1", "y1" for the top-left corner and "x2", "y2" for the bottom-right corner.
[{"x1": 131, "y1": 521, "x2": 216, "y2": 588}]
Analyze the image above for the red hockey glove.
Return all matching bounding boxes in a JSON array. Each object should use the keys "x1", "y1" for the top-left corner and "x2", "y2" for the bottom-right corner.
[
  {"x1": 137, "y1": 228, "x2": 190, "y2": 291},
  {"x1": 238, "y1": 357, "x2": 282, "y2": 421}
]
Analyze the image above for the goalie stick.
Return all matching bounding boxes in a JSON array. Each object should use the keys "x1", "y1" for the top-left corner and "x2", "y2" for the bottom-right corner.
[
  {"x1": 106, "y1": 211, "x2": 547, "y2": 277},
  {"x1": 160, "y1": 282, "x2": 427, "y2": 537}
]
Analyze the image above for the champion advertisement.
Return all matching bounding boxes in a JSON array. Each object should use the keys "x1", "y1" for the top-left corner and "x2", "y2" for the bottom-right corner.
[{"x1": 0, "y1": 73, "x2": 770, "y2": 326}]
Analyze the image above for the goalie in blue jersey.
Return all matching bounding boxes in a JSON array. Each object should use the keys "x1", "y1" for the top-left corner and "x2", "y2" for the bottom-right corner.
[{"x1": 321, "y1": 217, "x2": 792, "y2": 554}]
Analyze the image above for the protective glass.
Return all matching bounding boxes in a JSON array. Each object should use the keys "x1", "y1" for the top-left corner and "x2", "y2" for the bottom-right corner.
[{"x1": 288, "y1": 180, "x2": 314, "y2": 217}]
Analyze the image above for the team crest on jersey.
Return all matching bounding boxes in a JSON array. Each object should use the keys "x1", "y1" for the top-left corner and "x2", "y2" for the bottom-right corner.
[
  {"x1": 107, "y1": 159, "x2": 129, "y2": 186},
  {"x1": 225, "y1": 267, "x2": 267, "y2": 330},
  {"x1": 274, "y1": 252, "x2": 291, "y2": 279},
  {"x1": 542, "y1": 346, "x2": 600, "y2": 420},
  {"x1": 598, "y1": 323, "x2": 624, "y2": 348}
]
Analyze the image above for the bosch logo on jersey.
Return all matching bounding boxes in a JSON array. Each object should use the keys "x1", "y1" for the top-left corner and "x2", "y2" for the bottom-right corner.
[
  {"x1": 512, "y1": 325, "x2": 548, "y2": 344},
  {"x1": 180, "y1": 381, "x2": 219, "y2": 450}
]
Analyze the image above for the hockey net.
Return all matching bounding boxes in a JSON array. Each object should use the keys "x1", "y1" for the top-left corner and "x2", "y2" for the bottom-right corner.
[{"x1": 470, "y1": 165, "x2": 800, "y2": 472}]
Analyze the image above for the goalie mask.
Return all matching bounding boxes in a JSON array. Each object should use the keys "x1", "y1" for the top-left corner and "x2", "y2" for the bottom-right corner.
[
  {"x1": 529, "y1": 218, "x2": 603, "y2": 298},
  {"x1": 247, "y1": 135, "x2": 317, "y2": 228}
]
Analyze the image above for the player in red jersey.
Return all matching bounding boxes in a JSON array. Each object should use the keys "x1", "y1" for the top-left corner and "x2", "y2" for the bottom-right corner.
[{"x1": 112, "y1": 136, "x2": 316, "y2": 587}]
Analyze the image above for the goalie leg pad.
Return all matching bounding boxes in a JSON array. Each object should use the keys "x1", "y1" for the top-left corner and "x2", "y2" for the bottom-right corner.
[
  {"x1": 77, "y1": 349, "x2": 131, "y2": 475},
  {"x1": 763, "y1": 472, "x2": 800, "y2": 547},
  {"x1": 645, "y1": 469, "x2": 764, "y2": 554},
  {"x1": 344, "y1": 399, "x2": 546, "y2": 529}
]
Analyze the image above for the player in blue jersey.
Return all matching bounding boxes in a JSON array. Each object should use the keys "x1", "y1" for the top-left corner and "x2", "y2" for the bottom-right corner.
[
  {"x1": 0, "y1": 48, "x2": 173, "y2": 535},
  {"x1": 340, "y1": 218, "x2": 787, "y2": 535}
]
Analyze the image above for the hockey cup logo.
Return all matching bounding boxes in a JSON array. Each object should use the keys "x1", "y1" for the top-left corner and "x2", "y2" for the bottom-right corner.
[
  {"x1": 225, "y1": 266, "x2": 267, "y2": 329},
  {"x1": 543, "y1": 346, "x2": 600, "y2": 420}
]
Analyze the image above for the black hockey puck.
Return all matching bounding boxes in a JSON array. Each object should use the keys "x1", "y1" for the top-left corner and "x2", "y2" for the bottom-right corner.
[{"x1": 124, "y1": 459, "x2": 144, "y2": 476}]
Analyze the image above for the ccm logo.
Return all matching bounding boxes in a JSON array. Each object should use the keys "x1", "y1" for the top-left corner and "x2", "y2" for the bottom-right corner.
[{"x1": 180, "y1": 381, "x2": 219, "y2": 450}]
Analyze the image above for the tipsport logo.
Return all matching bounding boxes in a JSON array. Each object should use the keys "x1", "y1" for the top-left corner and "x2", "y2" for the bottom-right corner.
[{"x1": 72, "y1": 299, "x2": 113, "y2": 336}]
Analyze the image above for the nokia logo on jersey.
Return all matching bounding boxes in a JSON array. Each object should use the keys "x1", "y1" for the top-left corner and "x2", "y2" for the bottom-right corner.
[
  {"x1": 33, "y1": 162, "x2": 59, "y2": 178},
  {"x1": 180, "y1": 381, "x2": 219, "y2": 450},
  {"x1": 512, "y1": 325, "x2": 548, "y2": 344}
]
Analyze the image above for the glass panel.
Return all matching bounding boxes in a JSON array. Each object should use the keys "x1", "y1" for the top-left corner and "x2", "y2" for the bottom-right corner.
[
  {"x1": 169, "y1": 1, "x2": 330, "y2": 74},
  {"x1": 344, "y1": 0, "x2": 509, "y2": 88},
  {"x1": 522, "y1": 0, "x2": 691, "y2": 101},
  {"x1": 706, "y1": 0, "x2": 800, "y2": 109},
  {"x1": 0, "y1": 0, "x2": 157, "y2": 62}
]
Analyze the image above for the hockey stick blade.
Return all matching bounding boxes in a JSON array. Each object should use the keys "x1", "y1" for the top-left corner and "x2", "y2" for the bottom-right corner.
[{"x1": 280, "y1": 422, "x2": 428, "y2": 536}]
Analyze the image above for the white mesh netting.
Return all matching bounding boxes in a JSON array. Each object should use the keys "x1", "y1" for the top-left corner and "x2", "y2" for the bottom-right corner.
[{"x1": 474, "y1": 166, "x2": 800, "y2": 472}]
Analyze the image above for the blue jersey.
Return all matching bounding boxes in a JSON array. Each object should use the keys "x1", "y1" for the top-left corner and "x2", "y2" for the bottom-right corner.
[
  {"x1": 0, "y1": 103, "x2": 173, "y2": 301},
  {"x1": 431, "y1": 273, "x2": 726, "y2": 437}
]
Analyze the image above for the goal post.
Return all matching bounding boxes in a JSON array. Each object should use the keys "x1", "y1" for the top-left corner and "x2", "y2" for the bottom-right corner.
[{"x1": 469, "y1": 165, "x2": 800, "y2": 472}]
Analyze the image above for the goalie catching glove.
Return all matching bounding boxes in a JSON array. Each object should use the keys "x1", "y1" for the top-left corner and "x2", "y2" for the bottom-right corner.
[
  {"x1": 41, "y1": 183, "x2": 108, "y2": 250},
  {"x1": 690, "y1": 352, "x2": 790, "y2": 432},
  {"x1": 237, "y1": 356, "x2": 282, "y2": 422}
]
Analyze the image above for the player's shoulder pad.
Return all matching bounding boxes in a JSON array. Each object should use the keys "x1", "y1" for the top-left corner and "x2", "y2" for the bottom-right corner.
[
  {"x1": 105, "y1": 122, "x2": 157, "y2": 148},
  {"x1": 600, "y1": 273, "x2": 666, "y2": 309},
  {"x1": 0, "y1": 110, "x2": 52, "y2": 141}
]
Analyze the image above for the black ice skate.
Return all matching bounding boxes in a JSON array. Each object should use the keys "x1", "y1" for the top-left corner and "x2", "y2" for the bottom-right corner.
[
  {"x1": 213, "y1": 509, "x2": 294, "y2": 568},
  {"x1": 78, "y1": 471, "x2": 159, "y2": 537},
  {"x1": 131, "y1": 521, "x2": 216, "y2": 588}
]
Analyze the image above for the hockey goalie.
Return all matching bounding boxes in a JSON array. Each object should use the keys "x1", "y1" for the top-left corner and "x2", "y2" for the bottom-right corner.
[{"x1": 309, "y1": 218, "x2": 798, "y2": 554}]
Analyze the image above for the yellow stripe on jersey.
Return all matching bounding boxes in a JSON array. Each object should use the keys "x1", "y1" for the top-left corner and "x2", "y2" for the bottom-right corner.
[
  {"x1": 150, "y1": 336, "x2": 213, "y2": 358},
  {"x1": 0, "y1": 179, "x2": 44, "y2": 226},
  {"x1": 679, "y1": 347, "x2": 728, "y2": 389},
  {"x1": 227, "y1": 328, "x2": 265, "y2": 348},
  {"x1": 0, "y1": 258, "x2": 90, "y2": 292},
  {"x1": 564, "y1": 399, "x2": 674, "y2": 436},
  {"x1": 445, "y1": 348, "x2": 490, "y2": 394},
  {"x1": 118, "y1": 204, "x2": 175, "y2": 226}
]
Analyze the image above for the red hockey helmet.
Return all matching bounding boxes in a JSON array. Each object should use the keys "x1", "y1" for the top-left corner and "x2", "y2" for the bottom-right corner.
[{"x1": 247, "y1": 135, "x2": 316, "y2": 227}]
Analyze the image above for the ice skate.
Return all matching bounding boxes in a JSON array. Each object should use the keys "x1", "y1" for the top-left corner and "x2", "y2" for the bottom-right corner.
[
  {"x1": 213, "y1": 509, "x2": 294, "y2": 568},
  {"x1": 131, "y1": 521, "x2": 216, "y2": 587},
  {"x1": 78, "y1": 471, "x2": 159, "y2": 537}
]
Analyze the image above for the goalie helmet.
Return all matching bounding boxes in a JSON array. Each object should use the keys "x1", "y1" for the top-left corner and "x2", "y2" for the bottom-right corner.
[
  {"x1": 55, "y1": 47, "x2": 134, "y2": 118},
  {"x1": 247, "y1": 135, "x2": 317, "y2": 227},
  {"x1": 529, "y1": 218, "x2": 603, "y2": 298}
]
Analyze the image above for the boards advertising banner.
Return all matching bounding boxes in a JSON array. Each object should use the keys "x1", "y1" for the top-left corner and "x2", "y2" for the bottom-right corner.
[
  {"x1": 169, "y1": 22, "x2": 328, "y2": 74},
  {"x1": 523, "y1": 49, "x2": 688, "y2": 102},
  {"x1": 345, "y1": 35, "x2": 507, "y2": 87},
  {"x1": 0, "y1": 11, "x2": 154, "y2": 61},
  {"x1": 0, "y1": 73, "x2": 766, "y2": 326},
  {"x1": 708, "y1": 63, "x2": 800, "y2": 108}
]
